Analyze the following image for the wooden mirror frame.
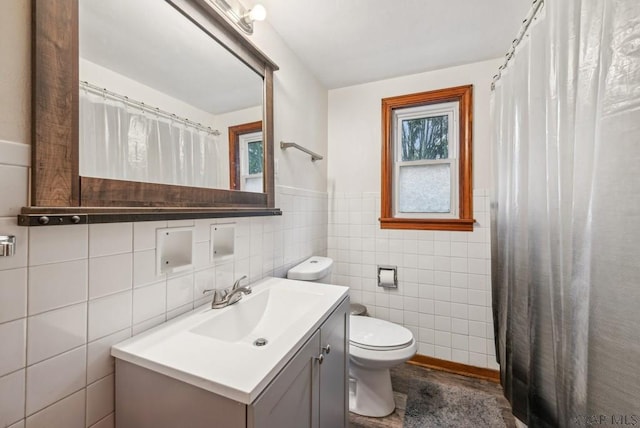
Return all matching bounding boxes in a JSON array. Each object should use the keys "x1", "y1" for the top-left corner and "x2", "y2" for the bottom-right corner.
[{"x1": 28, "y1": 0, "x2": 278, "y2": 215}]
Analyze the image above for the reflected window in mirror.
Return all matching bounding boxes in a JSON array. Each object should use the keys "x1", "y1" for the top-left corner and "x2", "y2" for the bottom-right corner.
[
  {"x1": 242, "y1": 134, "x2": 264, "y2": 192},
  {"x1": 228, "y1": 121, "x2": 263, "y2": 191}
]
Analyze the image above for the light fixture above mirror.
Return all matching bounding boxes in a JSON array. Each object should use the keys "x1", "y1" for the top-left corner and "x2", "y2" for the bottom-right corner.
[{"x1": 205, "y1": 0, "x2": 266, "y2": 34}]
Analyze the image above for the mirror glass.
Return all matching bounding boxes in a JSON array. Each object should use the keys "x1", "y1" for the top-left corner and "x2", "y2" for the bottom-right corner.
[{"x1": 78, "y1": 0, "x2": 264, "y2": 192}]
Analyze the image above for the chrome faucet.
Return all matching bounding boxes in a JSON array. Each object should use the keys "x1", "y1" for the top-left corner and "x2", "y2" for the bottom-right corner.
[{"x1": 202, "y1": 275, "x2": 252, "y2": 309}]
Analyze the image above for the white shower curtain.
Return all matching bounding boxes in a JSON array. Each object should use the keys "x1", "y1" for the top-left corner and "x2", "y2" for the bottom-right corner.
[
  {"x1": 79, "y1": 89, "x2": 222, "y2": 188},
  {"x1": 491, "y1": 0, "x2": 640, "y2": 426}
]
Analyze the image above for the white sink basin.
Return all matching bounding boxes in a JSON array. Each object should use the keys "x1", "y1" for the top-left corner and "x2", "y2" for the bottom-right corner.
[
  {"x1": 190, "y1": 286, "x2": 322, "y2": 343},
  {"x1": 111, "y1": 277, "x2": 348, "y2": 404}
]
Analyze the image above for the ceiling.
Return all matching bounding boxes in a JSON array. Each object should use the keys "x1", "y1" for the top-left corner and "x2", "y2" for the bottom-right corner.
[{"x1": 256, "y1": 0, "x2": 532, "y2": 89}]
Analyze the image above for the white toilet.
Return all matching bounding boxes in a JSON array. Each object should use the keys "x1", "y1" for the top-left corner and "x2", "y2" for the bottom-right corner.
[{"x1": 287, "y1": 256, "x2": 417, "y2": 418}]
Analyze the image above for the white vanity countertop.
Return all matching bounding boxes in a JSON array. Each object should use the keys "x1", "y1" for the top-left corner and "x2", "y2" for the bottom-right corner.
[{"x1": 111, "y1": 277, "x2": 348, "y2": 404}]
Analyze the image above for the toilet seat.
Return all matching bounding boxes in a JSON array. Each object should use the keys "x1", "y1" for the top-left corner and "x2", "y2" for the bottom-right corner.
[{"x1": 349, "y1": 315, "x2": 413, "y2": 351}]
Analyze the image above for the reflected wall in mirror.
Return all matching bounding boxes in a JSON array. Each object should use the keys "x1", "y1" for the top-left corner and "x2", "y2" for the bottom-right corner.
[
  {"x1": 30, "y1": 0, "x2": 278, "y2": 210},
  {"x1": 79, "y1": 0, "x2": 263, "y2": 192}
]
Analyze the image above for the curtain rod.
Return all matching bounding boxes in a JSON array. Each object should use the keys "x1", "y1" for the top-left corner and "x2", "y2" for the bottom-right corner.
[
  {"x1": 79, "y1": 81, "x2": 221, "y2": 136},
  {"x1": 491, "y1": 0, "x2": 545, "y2": 90}
]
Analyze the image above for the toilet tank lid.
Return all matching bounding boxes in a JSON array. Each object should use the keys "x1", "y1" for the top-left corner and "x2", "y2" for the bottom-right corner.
[{"x1": 287, "y1": 256, "x2": 333, "y2": 281}]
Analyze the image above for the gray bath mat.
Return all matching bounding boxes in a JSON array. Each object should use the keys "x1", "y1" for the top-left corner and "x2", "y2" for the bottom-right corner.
[{"x1": 404, "y1": 377, "x2": 507, "y2": 428}]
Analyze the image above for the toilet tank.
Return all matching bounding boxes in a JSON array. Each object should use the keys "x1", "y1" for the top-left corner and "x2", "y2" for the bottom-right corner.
[{"x1": 287, "y1": 256, "x2": 333, "y2": 283}]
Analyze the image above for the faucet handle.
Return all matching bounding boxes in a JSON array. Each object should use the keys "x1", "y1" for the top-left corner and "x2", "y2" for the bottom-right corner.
[{"x1": 232, "y1": 275, "x2": 248, "y2": 290}]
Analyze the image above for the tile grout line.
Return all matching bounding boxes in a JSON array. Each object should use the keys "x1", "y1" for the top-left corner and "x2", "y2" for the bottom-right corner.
[
  {"x1": 86, "y1": 224, "x2": 93, "y2": 428},
  {"x1": 22, "y1": 225, "x2": 29, "y2": 426}
]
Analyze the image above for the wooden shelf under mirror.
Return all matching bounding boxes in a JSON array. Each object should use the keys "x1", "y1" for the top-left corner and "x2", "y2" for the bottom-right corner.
[
  {"x1": 19, "y1": 207, "x2": 282, "y2": 227},
  {"x1": 28, "y1": 0, "x2": 280, "y2": 225}
]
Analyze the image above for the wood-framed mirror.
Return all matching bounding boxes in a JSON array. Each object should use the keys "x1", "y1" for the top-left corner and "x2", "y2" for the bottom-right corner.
[{"x1": 28, "y1": 0, "x2": 279, "y2": 217}]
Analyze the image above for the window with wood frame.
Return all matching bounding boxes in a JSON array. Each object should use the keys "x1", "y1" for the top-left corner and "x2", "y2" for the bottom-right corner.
[{"x1": 381, "y1": 85, "x2": 474, "y2": 231}]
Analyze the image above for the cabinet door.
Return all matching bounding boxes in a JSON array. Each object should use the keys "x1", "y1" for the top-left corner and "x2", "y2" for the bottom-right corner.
[
  {"x1": 319, "y1": 298, "x2": 349, "y2": 428},
  {"x1": 249, "y1": 330, "x2": 321, "y2": 428}
]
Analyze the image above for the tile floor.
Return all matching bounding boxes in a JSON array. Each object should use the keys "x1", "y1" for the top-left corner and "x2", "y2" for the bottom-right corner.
[{"x1": 349, "y1": 363, "x2": 515, "y2": 428}]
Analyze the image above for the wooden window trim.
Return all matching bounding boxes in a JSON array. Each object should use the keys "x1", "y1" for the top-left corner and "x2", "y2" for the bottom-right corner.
[
  {"x1": 381, "y1": 85, "x2": 474, "y2": 231},
  {"x1": 228, "y1": 121, "x2": 263, "y2": 190}
]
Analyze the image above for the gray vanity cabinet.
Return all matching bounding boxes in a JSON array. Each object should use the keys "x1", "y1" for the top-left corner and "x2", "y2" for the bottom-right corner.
[
  {"x1": 249, "y1": 297, "x2": 349, "y2": 428},
  {"x1": 318, "y1": 298, "x2": 349, "y2": 428}
]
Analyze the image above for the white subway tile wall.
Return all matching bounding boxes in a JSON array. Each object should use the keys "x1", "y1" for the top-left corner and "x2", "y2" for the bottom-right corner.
[
  {"x1": 328, "y1": 190, "x2": 497, "y2": 370},
  {"x1": 25, "y1": 389, "x2": 85, "y2": 428},
  {"x1": 0, "y1": 370, "x2": 25, "y2": 427},
  {"x1": 0, "y1": 319, "x2": 25, "y2": 376},
  {"x1": 0, "y1": 185, "x2": 326, "y2": 428}
]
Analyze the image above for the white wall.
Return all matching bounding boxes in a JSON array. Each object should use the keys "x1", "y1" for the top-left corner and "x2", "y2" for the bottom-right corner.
[
  {"x1": 252, "y1": 23, "x2": 328, "y2": 192},
  {"x1": 326, "y1": 59, "x2": 499, "y2": 369},
  {"x1": 0, "y1": 3, "x2": 328, "y2": 427},
  {"x1": 327, "y1": 58, "x2": 500, "y2": 193},
  {"x1": 0, "y1": 0, "x2": 30, "y2": 146}
]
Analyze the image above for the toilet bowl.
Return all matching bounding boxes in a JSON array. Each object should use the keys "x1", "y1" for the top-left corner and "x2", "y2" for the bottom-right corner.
[
  {"x1": 287, "y1": 256, "x2": 417, "y2": 418},
  {"x1": 349, "y1": 315, "x2": 417, "y2": 417}
]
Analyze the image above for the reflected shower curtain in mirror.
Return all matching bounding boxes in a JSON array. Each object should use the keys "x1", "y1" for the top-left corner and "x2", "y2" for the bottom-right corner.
[
  {"x1": 80, "y1": 89, "x2": 223, "y2": 188},
  {"x1": 490, "y1": 0, "x2": 640, "y2": 426}
]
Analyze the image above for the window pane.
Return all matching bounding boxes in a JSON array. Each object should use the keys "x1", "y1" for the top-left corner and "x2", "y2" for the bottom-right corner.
[
  {"x1": 401, "y1": 116, "x2": 448, "y2": 161},
  {"x1": 398, "y1": 164, "x2": 450, "y2": 213},
  {"x1": 244, "y1": 176, "x2": 262, "y2": 192},
  {"x1": 247, "y1": 141, "x2": 263, "y2": 174}
]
